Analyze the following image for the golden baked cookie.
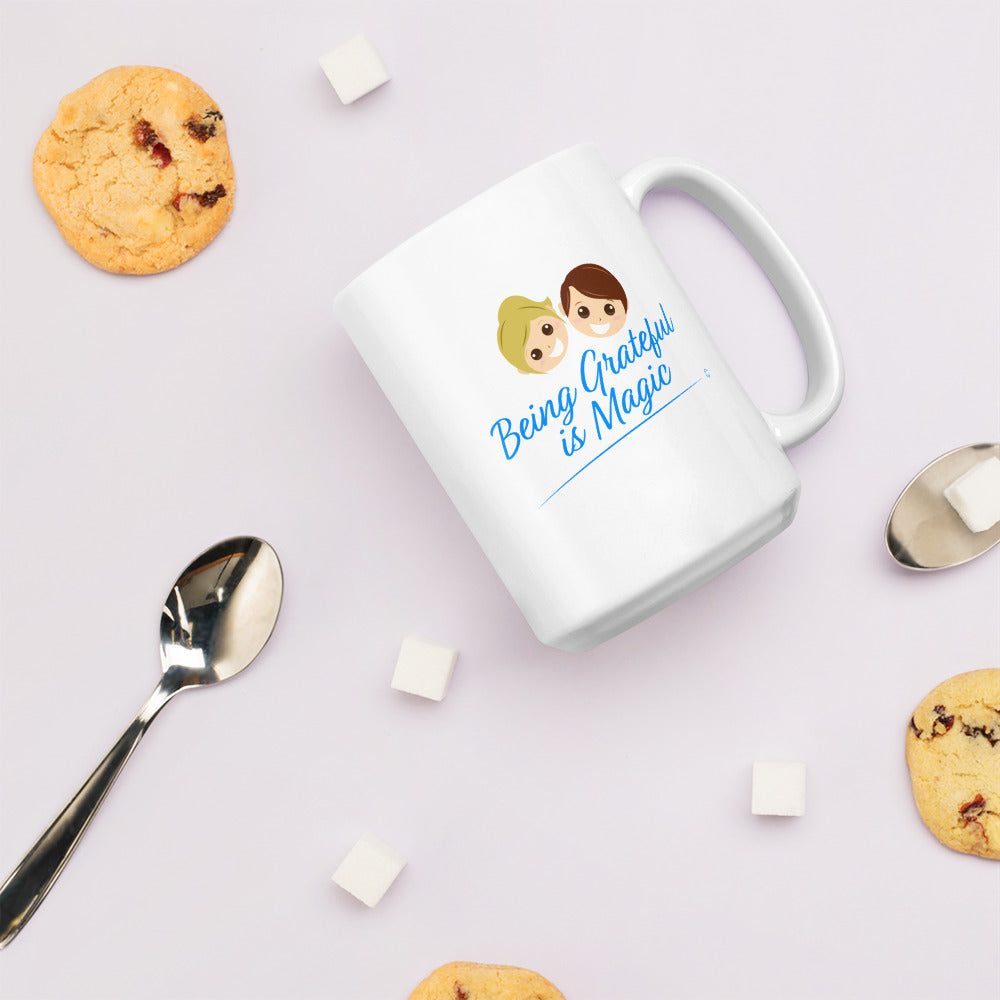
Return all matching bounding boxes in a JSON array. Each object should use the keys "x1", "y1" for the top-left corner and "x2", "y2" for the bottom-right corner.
[
  {"x1": 408, "y1": 962, "x2": 566, "y2": 1000},
  {"x1": 33, "y1": 65, "x2": 234, "y2": 274},
  {"x1": 906, "y1": 668, "x2": 1000, "y2": 859}
]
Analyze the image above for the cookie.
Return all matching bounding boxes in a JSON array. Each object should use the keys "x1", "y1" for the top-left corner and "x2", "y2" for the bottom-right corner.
[
  {"x1": 407, "y1": 962, "x2": 566, "y2": 1000},
  {"x1": 906, "y1": 668, "x2": 1000, "y2": 859},
  {"x1": 33, "y1": 66, "x2": 234, "y2": 274}
]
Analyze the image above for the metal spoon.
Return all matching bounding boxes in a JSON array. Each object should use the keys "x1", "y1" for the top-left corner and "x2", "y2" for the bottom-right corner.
[
  {"x1": 0, "y1": 536, "x2": 283, "y2": 948},
  {"x1": 886, "y1": 443, "x2": 1000, "y2": 569}
]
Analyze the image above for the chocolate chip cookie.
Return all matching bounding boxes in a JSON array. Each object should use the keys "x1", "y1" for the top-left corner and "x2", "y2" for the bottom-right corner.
[
  {"x1": 906, "y1": 668, "x2": 999, "y2": 859},
  {"x1": 408, "y1": 962, "x2": 566, "y2": 1000},
  {"x1": 33, "y1": 66, "x2": 234, "y2": 274}
]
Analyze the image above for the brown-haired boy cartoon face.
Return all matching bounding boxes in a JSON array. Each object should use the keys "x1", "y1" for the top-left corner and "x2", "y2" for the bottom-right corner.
[{"x1": 560, "y1": 263, "x2": 628, "y2": 338}]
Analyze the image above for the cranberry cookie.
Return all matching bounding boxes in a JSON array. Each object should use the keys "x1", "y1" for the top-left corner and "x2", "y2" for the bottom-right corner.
[
  {"x1": 906, "y1": 668, "x2": 1000, "y2": 859},
  {"x1": 33, "y1": 66, "x2": 234, "y2": 274},
  {"x1": 408, "y1": 962, "x2": 566, "y2": 1000}
]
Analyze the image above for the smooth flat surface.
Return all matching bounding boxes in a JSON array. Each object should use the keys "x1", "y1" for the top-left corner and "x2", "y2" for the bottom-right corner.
[{"x1": 1, "y1": 1, "x2": 997, "y2": 997}]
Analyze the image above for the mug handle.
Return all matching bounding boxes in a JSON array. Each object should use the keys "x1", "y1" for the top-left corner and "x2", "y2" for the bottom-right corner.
[{"x1": 619, "y1": 158, "x2": 844, "y2": 449}]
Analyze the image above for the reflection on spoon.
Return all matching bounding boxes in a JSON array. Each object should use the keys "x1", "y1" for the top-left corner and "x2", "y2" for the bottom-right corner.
[
  {"x1": 0, "y1": 536, "x2": 283, "y2": 948},
  {"x1": 886, "y1": 443, "x2": 1000, "y2": 570}
]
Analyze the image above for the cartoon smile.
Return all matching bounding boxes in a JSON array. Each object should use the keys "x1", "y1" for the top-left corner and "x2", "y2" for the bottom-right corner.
[
  {"x1": 522, "y1": 313, "x2": 569, "y2": 373},
  {"x1": 563, "y1": 287, "x2": 627, "y2": 339}
]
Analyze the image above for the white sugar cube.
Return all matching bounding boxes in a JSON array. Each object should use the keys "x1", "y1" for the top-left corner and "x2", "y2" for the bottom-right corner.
[
  {"x1": 391, "y1": 636, "x2": 458, "y2": 701},
  {"x1": 319, "y1": 35, "x2": 390, "y2": 105},
  {"x1": 944, "y1": 456, "x2": 1000, "y2": 533},
  {"x1": 331, "y1": 833, "x2": 406, "y2": 907},
  {"x1": 751, "y1": 760, "x2": 806, "y2": 816}
]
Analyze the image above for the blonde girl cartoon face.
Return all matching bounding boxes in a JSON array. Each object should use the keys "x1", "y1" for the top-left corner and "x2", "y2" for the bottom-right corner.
[
  {"x1": 497, "y1": 296, "x2": 569, "y2": 374},
  {"x1": 560, "y1": 263, "x2": 628, "y2": 338}
]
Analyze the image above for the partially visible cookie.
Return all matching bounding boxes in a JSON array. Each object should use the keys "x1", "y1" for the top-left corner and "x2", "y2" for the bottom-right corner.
[
  {"x1": 33, "y1": 66, "x2": 234, "y2": 274},
  {"x1": 408, "y1": 962, "x2": 566, "y2": 1000},
  {"x1": 906, "y1": 668, "x2": 1000, "y2": 860}
]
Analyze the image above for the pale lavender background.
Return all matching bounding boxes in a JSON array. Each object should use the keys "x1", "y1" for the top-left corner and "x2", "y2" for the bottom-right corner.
[{"x1": 1, "y1": 2, "x2": 998, "y2": 998}]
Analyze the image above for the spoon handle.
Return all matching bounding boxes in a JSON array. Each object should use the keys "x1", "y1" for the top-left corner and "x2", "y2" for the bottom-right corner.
[{"x1": 0, "y1": 684, "x2": 171, "y2": 948}]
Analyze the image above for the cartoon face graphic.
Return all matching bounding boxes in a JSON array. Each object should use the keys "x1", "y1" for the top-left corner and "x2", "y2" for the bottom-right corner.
[
  {"x1": 522, "y1": 314, "x2": 568, "y2": 372},
  {"x1": 564, "y1": 289, "x2": 626, "y2": 337},
  {"x1": 497, "y1": 295, "x2": 569, "y2": 374},
  {"x1": 560, "y1": 263, "x2": 628, "y2": 338}
]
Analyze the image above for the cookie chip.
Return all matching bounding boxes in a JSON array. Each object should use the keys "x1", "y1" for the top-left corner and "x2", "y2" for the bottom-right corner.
[
  {"x1": 33, "y1": 66, "x2": 234, "y2": 274},
  {"x1": 906, "y1": 668, "x2": 1000, "y2": 860},
  {"x1": 408, "y1": 962, "x2": 566, "y2": 1000}
]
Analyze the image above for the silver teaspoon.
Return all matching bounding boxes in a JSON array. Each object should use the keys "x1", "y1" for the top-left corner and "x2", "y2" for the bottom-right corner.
[
  {"x1": 0, "y1": 536, "x2": 283, "y2": 948},
  {"x1": 886, "y1": 443, "x2": 1000, "y2": 569}
]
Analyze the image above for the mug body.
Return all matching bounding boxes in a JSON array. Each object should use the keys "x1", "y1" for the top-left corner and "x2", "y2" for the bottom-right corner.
[{"x1": 335, "y1": 144, "x2": 800, "y2": 651}]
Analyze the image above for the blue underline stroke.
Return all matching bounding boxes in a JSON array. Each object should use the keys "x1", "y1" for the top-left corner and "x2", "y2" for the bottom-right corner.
[{"x1": 538, "y1": 378, "x2": 704, "y2": 508}]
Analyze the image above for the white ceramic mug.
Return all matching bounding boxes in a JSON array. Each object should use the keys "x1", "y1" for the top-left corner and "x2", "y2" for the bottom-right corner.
[{"x1": 334, "y1": 144, "x2": 844, "y2": 651}]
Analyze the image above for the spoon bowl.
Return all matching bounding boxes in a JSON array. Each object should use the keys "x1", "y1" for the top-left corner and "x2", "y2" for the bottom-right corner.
[
  {"x1": 0, "y1": 536, "x2": 283, "y2": 948},
  {"x1": 160, "y1": 536, "x2": 284, "y2": 685},
  {"x1": 886, "y1": 443, "x2": 1000, "y2": 570}
]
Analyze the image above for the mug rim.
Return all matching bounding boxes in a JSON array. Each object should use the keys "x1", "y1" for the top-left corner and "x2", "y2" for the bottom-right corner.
[{"x1": 333, "y1": 142, "x2": 598, "y2": 309}]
